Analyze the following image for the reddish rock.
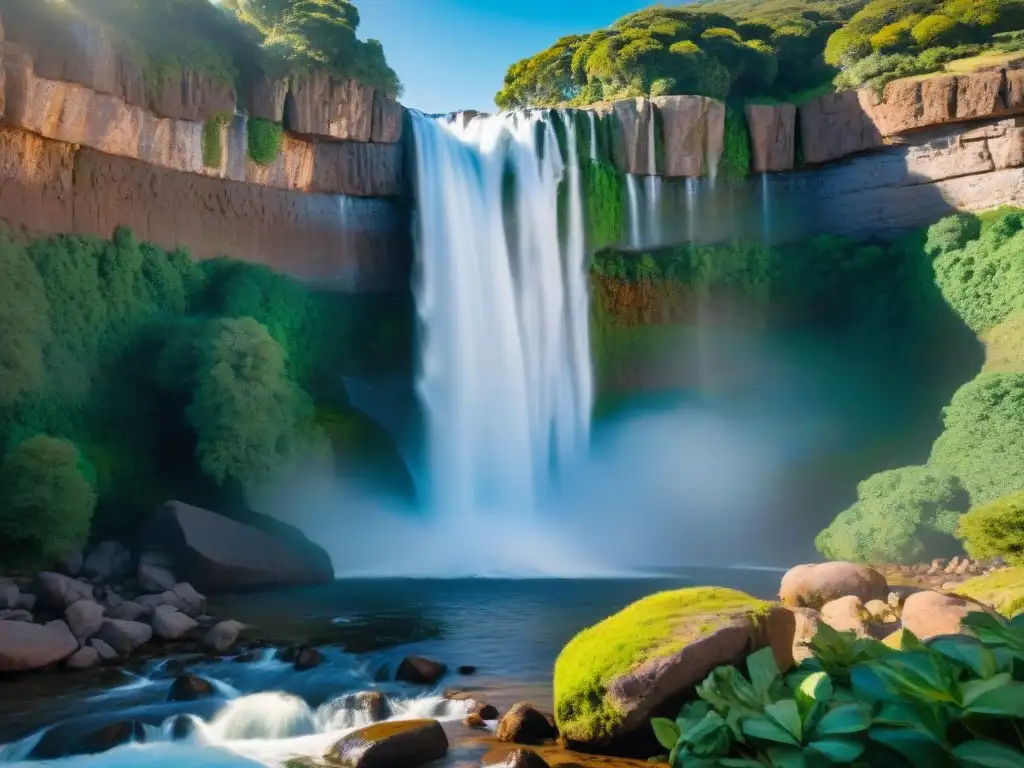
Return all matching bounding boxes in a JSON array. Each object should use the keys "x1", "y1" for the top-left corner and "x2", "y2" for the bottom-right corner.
[
  {"x1": 483, "y1": 747, "x2": 551, "y2": 768},
  {"x1": 149, "y1": 69, "x2": 236, "y2": 123},
  {"x1": 957, "y1": 71, "x2": 1006, "y2": 121},
  {"x1": 371, "y1": 92, "x2": 404, "y2": 143},
  {"x1": 746, "y1": 102, "x2": 796, "y2": 172},
  {"x1": 294, "y1": 647, "x2": 325, "y2": 671},
  {"x1": 287, "y1": 74, "x2": 375, "y2": 141},
  {"x1": 464, "y1": 713, "x2": 488, "y2": 730},
  {"x1": 30, "y1": 720, "x2": 147, "y2": 760},
  {"x1": 780, "y1": 562, "x2": 888, "y2": 609},
  {"x1": 799, "y1": 89, "x2": 883, "y2": 164},
  {"x1": 396, "y1": 655, "x2": 447, "y2": 685},
  {"x1": 651, "y1": 95, "x2": 722, "y2": 178},
  {"x1": 900, "y1": 590, "x2": 986, "y2": 640},
  {"x1": 139, "y1": 501, "x2": 334, "y2": 590},
  {"x1": 495, "y1": 703, "x2": 557, "y2": 744},
  {"x1": 168, "y1": 673, "x2": 216, "y2": 702}
]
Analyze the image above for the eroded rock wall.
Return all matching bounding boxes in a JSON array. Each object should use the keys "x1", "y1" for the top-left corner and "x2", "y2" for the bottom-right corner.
[{"x1": 0, "y1": 125, "x2": 411, "y2": 292}]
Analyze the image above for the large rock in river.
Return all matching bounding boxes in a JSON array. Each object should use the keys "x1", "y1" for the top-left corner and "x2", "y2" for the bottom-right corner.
[
  {"x1": 139, "y1": 501, "x2": 334, "y2": 590},
  {"x1": 324, "y1": 719, "x2": 448, "y2": 768},
  {"x1": 553, "y1": 587, "x2": 794, "y2": 753},
  {"x1": 0, "y1": 619, "x2": 79, "y2": 671}
]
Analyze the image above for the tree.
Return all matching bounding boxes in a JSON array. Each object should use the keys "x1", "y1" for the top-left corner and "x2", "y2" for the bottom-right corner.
[
  {"x1": 958, "y1": 491, "x2": 1024, "y2": 564},
  {"x1": 0, "y1": 436, "x2": 95, "y2": 567},
  {"x1": 0, "y1": 236, "x2": 50, "y2": 409}
]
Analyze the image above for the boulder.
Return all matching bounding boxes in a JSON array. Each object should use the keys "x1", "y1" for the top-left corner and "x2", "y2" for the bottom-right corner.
[
  {"x1": 286, "y1": 74, "x2": 375, "y2": 142},
  {"x1": 465, "y1": 713, "x2": 488, "y2": 730},
  {"x1": 945, "y1": 556, "x2": 962, "y2": 574},
  {"x1": 203, "y1": 620, "x2": 247, "y2": 653},
  {"x1": 171, "y1": 583, "x2": 206, "y2": 616},
  {"x1": 36, "y1": 572, "x2": 95, "y2": 609},
  {"x1": 746, "y1": 103, "x2": 797, "y2": 172},
  {"x1": 66, "y1": 646, "x2": 101, "y2": 670},
  {"x1": 396, "y1": 655, "x2": 447, "y2": 685},
  {"x1": 82, "y1": 541, "x2": 132, "y2": 582},
  {"x1": 90, "y1": 638, "x2": 119, "y2": 662},
  {"x1": 1, "y1": 582, "x2": 20, "y2": 609},
  {"x1": 790, "y1": 607, "x2": 820, "y2": 663},
  {"x1": 820, "y1": 595, "x2": 870, "y2": 637},
  {"x1": 295, "y1": 647, "x2": 325, "y2": 671},
  {"x1": 779, "y1": 562, "x2": 888, "y2": 609},
  {"x1": 167, "y1": 714, "x2": 197, "y2": 741},
  {"x1": 457, "y1": 664, "x2": 477, "y2": 675},
  {"x1": 168, "y1": 673, "x2": 216, "y2": 702},
  {"x1": 321, "y1": 691, "x2": 392, "y2": 728},
  {"x1": 139, "y1": 501, "x2": 334, "y2": 589},
  {"x1": 324, "y1": 719, "x2": 448, "y2": 768},
  {"x1": 865, "y1": 599, "x2": 899, "y2": 624},
  {"x1": 94, "y1": 619, "x2": 152, "y2": 655},
  {"x1": 0, "y1": 609, "x2": 34, "y2": 622},
  {"x1": 900, "y1": 590, "x2": 986, "y2": 640},
  {"x1": 0, "y1": 619, "x2": 78, "y2": 671},
  {"x1": 151, "y1": 606, "x2": 199, "y2": 641},
  {"x1": 483, "y1": 747, "x2": 551, "y2": 768},
  {"x1": 496, "y1": 703, "x2": 556, "y2": 744},
  {"x1": 17, "y1": 592, "x2": 37, "y2": 611},
  {"x1": 30, "y1": 719, "x2": 147, "y2": 760},
  {"x1": 65, "y1": 599, "x2": 106, "y2": 641},
  {"x1": 107, "y1": 600, "x2": 148, "y2": 622},
  {"x1": 138, "y1": 563, "x2": 176, "y2": 594},
  {"x1": 554, "y1": 587, "x2": 794, "y2": 751}
]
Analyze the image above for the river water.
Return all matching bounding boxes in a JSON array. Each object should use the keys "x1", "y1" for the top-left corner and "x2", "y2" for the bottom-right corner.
[{"x1": 0, "y1": 570, "x2": 780, "y2": 767}]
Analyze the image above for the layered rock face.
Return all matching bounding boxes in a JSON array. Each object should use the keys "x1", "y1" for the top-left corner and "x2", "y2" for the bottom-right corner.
[{"x1": 746, "y1": 103, "x2": 796, "y2": 172}]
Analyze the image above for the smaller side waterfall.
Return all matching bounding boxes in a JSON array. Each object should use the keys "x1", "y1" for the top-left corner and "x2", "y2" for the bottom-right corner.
[
  {"x1": 625, "y1": 174, "x2": 642, "y2": 249},
  {"x1": 588, "y1": 111, "x2": 598, "y2": 163}
]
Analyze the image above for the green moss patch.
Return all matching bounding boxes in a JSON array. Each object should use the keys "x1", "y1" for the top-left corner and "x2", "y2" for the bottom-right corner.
[
  {"x1": 247, "y1": 118, "x2": 284, "y2": 166},
  {"x1": 202, "y1": 113, "x2": 232, "y2": 169},
  {"x1": 553, "y1": 587, "x2": 769, "y2": 744},
  {"x1": 954, "y1": 567, "x2": 1024, "y2": 618}
]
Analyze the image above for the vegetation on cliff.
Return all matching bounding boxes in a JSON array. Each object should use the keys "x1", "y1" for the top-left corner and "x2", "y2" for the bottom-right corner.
[{"x1": 0, "y1": 228, "x2": 412, "y2": 567}]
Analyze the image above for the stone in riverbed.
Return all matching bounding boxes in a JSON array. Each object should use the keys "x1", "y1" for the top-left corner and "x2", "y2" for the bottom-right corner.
[
  {"x1": 30, "y1": 719, "x2": 147, "y2": 760},
  {"x1": 779, "y1": 562, "x2": 888, "y2": 609},
  {"x1": 138, "y1": 563, "x2": 176, "y2": 594},
  {"x1": 106, "y1": 600, "x2": 148, "y2": 622},
  {"x1": 324, "y1": 719, "x2": 448, "y2": 768},
  {"x1": 554, "y1": 586, "x2": 794, "y2": 753},
  {"x1": 94, "y1": 618, "x2": 152, "y2": 655},
  {"x1": 90, "y1": 638, "x2": 119, "y2": 662},
  {"x1": 0, "y1": 609, "x2": 34, "y2": 622},
  {"x1": 168, "y1": 672, "x2": 216, "y2": 702},
  {"x1": 820, "y1": 595, "x2": 871, "y2": 637},
  {"x1": 203, "y1": 620, "x2": 247, "y2": 653},
  {"x1": 483, "y1": 747, "x2": 551, "y2": 768},
  {"x1": 66, "y1": 646, "x2": 101, "y2": 670},
  {"x1": 395, "y1": 655, "x2": 447, "y2": 684},
  {"x1": 0, "y1": 619, "x2": 79, "y2": 671},
  {"x1": 151, "y1": 605, "x2": 199, "y2": 640},
  {"x1": 465, "y1": 713, "x2": 488, "y2": 729},
  {"x1": 294, "y1": 646, "x2": 325, "y2": 671},
  {"x1": 496, "y1": 703, "x2": 556, "y2": 744},
  {"x1": 36, "y1": 572, "x2": 95, "y2": 610},
  {"x1": 172, "y1": 582, "x2": 206, "y2": 616},
  {"x1": 66, "y1": 599, "x2": 106, "y2": 641},
  {"x1": 82, "y1": 541, "x2": 132, "y2": 582}
]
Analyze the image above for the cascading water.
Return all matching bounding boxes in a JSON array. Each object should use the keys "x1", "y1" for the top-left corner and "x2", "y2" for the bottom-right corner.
[
  {"x1": 625, "y1": 174, "x2": 642, "y2": 249},
  {"x1": 409, "y1": 109, "x2": 592, "y2": 561},
  {"x1": 588, "y1": 111, "x2": 598, "y2": 162},
  {"x1": 644, "y1": 103, "x2": 661, "y2": 248}
]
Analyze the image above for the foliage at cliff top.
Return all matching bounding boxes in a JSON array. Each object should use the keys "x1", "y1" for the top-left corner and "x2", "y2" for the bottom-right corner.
[
  {"x1": 553, "y1": 586, "x2": 770, "y2": 744},
  {"x1": 0, "y1": 0, "x2": 401, "y2": 101},
  {"x1": 495, "y1": 2, "x2": 858, "y2": 109},
  {"x1": 826, "y1": 0, "x2": 1024, "y2": 90},
  {"x1": 0, "y1": 227, "x2": 412, "y2": 562}
]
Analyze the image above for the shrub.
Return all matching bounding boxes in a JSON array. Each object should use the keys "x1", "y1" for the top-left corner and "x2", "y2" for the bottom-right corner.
[
  {"x1": 202, "y1": 113, "x2": 233, "y2": 168},
  {"x1": 958, "y1": 491, "x2": 1024, "y2": 564},
  {"x1": 930, "y1": 373, "x2": 1024, "y2": 505},
  {"x1": 815, "y1": 465, "x2": 969, "y2": 563},
  {"x1": 719, "y1": 104, "x2": 751, "y2": 183},
  {"x1": 247, "y1": 117, "x2": 283, "y2": 166},
  {"x1": 584, "y1": 160, "x2": 622, "y2": 250},
  {"x1": 912, "y1": 13, "x2": 957, "y2": 45},
  {"x1": 926, "y1": 212, "x2": 982, "y2": 256},
  {"x1": 0, "y1": 436, "x2": 95, "y2": 567},
  {"x1": 0, "y1": 236, "x2": 50, "y2": 409}
]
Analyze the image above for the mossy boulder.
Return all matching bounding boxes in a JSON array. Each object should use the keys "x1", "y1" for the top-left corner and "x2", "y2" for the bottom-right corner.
[
  {"x1": 954, "y1": 567, "x2": 1024, "y2": 618},
  {"x1": 553, "y1": 587, "x2": 794, "y2": 753}
]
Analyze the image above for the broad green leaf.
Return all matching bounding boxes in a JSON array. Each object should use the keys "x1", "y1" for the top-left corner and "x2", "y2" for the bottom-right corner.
[
  {"x1": 873, "y1": 701, "x2": 948, "y2": 743},
  {"x1": 1009, "y1": 613, "x2": 1024, "y2": 630},
  {"x1": 748, "y1": 647, "x2": 782, "y2": 699},
  {"x1": 960, "y1": 674, "x2": 1013, "y2": 707},
  {"x1": 852, "y1": 637, "x2": 892, "y2": 660},
  {"x1": 868, "y1": 653, "x2": 959, "y2": 703},
  {"x1": 677, "y1": 701, "x2": 712, "y2": 735},
  {"x1": 965, "y1": 682, "x2": 1024, "y2": 718},
  {"x1": 807, "y1": 738, "x2": 866, "y2": 763},
  {"x1": 719, "y1": 759, "x2": 767, "y2": 768},
  {"x1": 698, "y1": 666, "x2": 763, "y2": 716},
  {"x1": 743, "y1": 714, "x2": 800, "y2": 746},
  {"x1": 794, "y1": 671, "x2": 831, "y2": 724},
  {"x1": 765, "y1": 699, "x2": 803, "y2": 741},
  {"x1": 929, "y1": 636, "x2": 998, "y2": 679},
  {"x1": 813, "y1": 703, "x2": 871, "y2": 736},
  {"x1": 652, "y1": 717, "x2": 681, "y2": 751},
  {"x1": 869, "y1": 726, "x2": 951, "y2": 768},
  {"x1": 850, "y1": 664, "x2": 897, "y2": 704},
  {"x1": 766, "y1": 745, "x2": 807, "y2": 768},
  {"x1": 952, "y1": 740, "x2": 1024, "y2": 768},
  {"x1": 668, "y1": 742, "x2": 681, "y2": 768}
]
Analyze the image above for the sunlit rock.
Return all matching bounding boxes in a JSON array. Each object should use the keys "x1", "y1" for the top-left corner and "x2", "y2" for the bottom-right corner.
[
  {"x1": 325, "y1": 719, "x2": 448, "y2": 768},
  {"x1": 779, "y1": 562, "x2": 888, "y2": 609}
]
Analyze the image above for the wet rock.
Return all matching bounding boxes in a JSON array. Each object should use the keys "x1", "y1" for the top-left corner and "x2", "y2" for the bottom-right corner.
[
  {"x1": 94, "y1": 619, "x2": 152, "y2": 655},
  {"x1": 0, "y1": 609, "x2": 34, "y2": 622},
  {"x1": 233, "y1": 650, "x2": 258, "y2": 663},
  {"x1": 171, "y1": 583, "x2": 206, "y2": 616},
  {"x1": 138, "y1": 563, "x2": 176, "y2": 594},
  {"x1": 457, "y1": 664, "x2": 477, "y2": 675},
  {"x1": 168, "y1": 672, "x2": 216, "y2": 702},
  {"x1": 203, "y1": 620, "x2": 247, "y2": 653},
  {"x1": 107, "y1": 600, "x2": 148, "y2": 622},
  {"x1": 322, "y1": 691, "x2": 392, "y2": 727},
  {"x1": 150, "y1": 658, "x2": 186, "y2": 679},
  {"x1": 901, "y1": 590, "x2": 986, "y2": 640},
  {"x1": 295, "y1": 647, "x2": 325, "y2": 671},
  {"x1": 1, "y1": 582, "x2": 20, "y2": 609},
  {"x1": 820, "y1": 595, "x2": 870, "y2": 637},
  {"x1": 66, "y1": 646, "x2": 101, "y2": 670},
  {"x1": 167, "y1": 714, "x2": 197, "y2": 740},
  {"x1": 151, "y1": 606, "x2": 199, "y2": 641},
  {"x1": 396, "y1": 655, "x2": 447, "y2": 685},
  {"x1": 779, "y1": 562, "x2": 888, "y2": 609},
  {"x1": 36, "y1": 572, "x2": 95, "y2": 609},
  {"x1": 66, "y1": 598, "x2": 106, "y2": 641},
  {"x1": 496, "y1": 703, "x2": 557, "y2": 744},
  {"x1": 0, "y1": 619, "x2": 78, "y2": 671},
  {"x1": 324, "y1": 719, "x2": 448, "y2": 768},
  {"x1": 83, "y1": 541, "x2": 132, "y2": 582},
  {"x1": 30, "y1": 719, "x2": 147, "y2": 760},
  {"x1": 140, "y1": 501, "x2": 334, "y2": 590},
  {"x1": 59, "y1": 549, "x2": 84, "y2": 577},
  {"x1": 746, "y1": 103, "x2": 797, "y2": 172},
  {"x1": 465, "y1": 713, "x2": 488, "y2": 730},
  {"x1": 90, "y1": 638, "x2": 119, "y2": 662},
  {"x1": 483, "y1": 747, "x2": 551, "y2": 768}
]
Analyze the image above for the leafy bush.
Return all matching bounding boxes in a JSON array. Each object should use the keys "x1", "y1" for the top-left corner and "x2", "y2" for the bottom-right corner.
[
  {"x1": 584, "y1": 160, "x2": 622, "y2": 250},
  {"x1": 958, "y1": 491, "x2": 1024, "y2": 564},
  {"x1": 815, "y1": 466, "x2": 969, "y2": 564},
  {"x1": 719, "y1": 104, "x2": 751, "y2": 183},
  {"x1": 0, "y1": 436, "x2": 95, "y2": 567},
  {"x1": 652, "y1": 612, "x2": 1024, "y2": 767},
  {"x1": 0, "y1": 235, "x2": 50, "y2": 409},
  {"x1": 202, "y1": 113, "x2": 232, "y2": 169},
  {"x1": 247, "y1": 117, "x2": 284, "y2": 166},
  {"x1": 930, "y1": 373, "x2": 1024, "y2": 505}
]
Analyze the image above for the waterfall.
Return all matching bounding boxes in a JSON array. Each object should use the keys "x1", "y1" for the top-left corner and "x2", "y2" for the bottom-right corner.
[
  {"x1": 625, "y1": 174, "x2": 642, "y2": 249},
  {"x1": 761, "y1": 172, "x2": 773, "y2": 250},
  {"x1": 409, "y1": 110, "x2": 592, "y2": 525},
  {"x1": 588, "y1": 111, "x2": 598, "y2": 163}
]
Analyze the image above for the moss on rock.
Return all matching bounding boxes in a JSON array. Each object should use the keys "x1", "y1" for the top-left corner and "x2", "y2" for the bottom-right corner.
[{"x1": 553, "y1": 587, "x2": 776, "y2": 748}]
